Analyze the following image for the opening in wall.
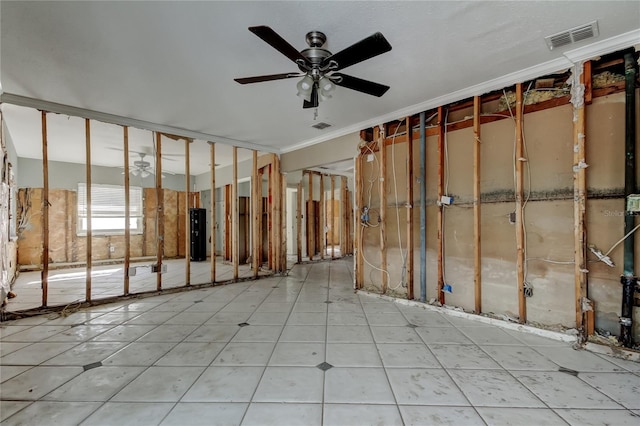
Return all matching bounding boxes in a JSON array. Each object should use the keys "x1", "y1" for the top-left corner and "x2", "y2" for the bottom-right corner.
[{"x1": 77, "y1": 183, "x2": 143, "y2": 235}]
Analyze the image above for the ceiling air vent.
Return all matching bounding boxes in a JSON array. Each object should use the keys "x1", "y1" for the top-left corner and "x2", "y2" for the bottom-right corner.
[
  {"x1": 545, "y1": 21, "x2": 599, "y2": 50},
  {"x1": 311, "y1": 122, "x2": 331, "y2": 130}
]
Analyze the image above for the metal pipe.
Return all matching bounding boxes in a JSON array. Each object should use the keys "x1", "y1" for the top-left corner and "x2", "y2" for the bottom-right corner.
[
  {"x1": 620, "y1": 51, "x2": 637, "y2": 348},
  {"x1": 420, "y1": 112, "x2": 427, "y2": 302}
]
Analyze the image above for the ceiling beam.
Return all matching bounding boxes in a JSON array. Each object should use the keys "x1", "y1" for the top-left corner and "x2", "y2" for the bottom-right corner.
[{"x1": 0, "y1": 93, "x2": 279, "y2": 154}]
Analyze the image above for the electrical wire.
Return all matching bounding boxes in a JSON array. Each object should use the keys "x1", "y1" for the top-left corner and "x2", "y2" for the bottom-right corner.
[
  {"x1": 388, "y1": 121, "x2": 407, "y2": 291},
  {"x1": 604, "y1": 223, "x2": 640, "y2": 257}
]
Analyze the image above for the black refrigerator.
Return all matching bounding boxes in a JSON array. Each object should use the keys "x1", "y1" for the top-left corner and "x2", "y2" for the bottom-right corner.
[{"x1": 190, "y1": 208, "x2": 207, "y2": 261}]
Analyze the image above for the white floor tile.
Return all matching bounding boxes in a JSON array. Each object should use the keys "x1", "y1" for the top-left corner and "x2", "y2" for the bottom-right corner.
[
  {"x1": 186, "y1": 324, "x2": 240, "y2": 342},
  {"x1": 247, "y1": 312, "x2": 289, "y2": 325},
  {"x1": 327, "y1": 312, "x2": 367, "y2": 325},
  {"x1": 43, "y1": 325, "x2": 115, "y2": 342},
  {"x1": 377, "y1": 343, "x2": 441, "y2": 368},
  {"x1": 89, "y1": 324, "x2": 156, "y2": 342},
  {"x1": 327, "y1": 325, "x2": 374, "y2": 343},
  {"x1": 0, "y1": 366, "x2": 83, "y2": 400},
  {"x1": 386, "y1": 368, "x2": 469, "y2": 405},
  {"x1": 323, "y1": 403, "x2": 403, "y2": 426},
  {"x1": 136, "y1": 324, "x2": 199, "y2": 342},
  {"x1": 457, "y1": 326, "x2": 524, "y2": 345},
  {"x1": 162, "y1": 312, "x2": 215, "y2": 325},
  {"x1": 2, "y1": 401, "x2": 101, "y2": 425},
  {"x1": 554, "y1": 408, "x2": 640, "y2": 426},
  {"x1": 326, "y1": 343, "x2": 382, "y2": 367},
  {"x1": 2, "y1": 325, "x2": 71, "y2": 342},
  {"x1": 269, "y1": 342, "x2": 325, "y2": 366},
  {"x1": 181, "y1": 366, "x2": 264, "y2": 402},
  {"x1": 0, "y1": 400, "x2": 32, "y2": 422},
  {"x1": 513, "y1": 371, "x2": 621, "y2": 409},
  {"x1": 533, "y1": 346, "x2": 627, "y2": 372},
  {"x1": 476, "y1": 407, "x2": 567, "y2": 425},
  {"x1": 280, "y1": 325, "x2": 326, "y2": 342},
  {"x1": 0, "y1": 365, "x2": 31, "y2": 383},
  {"x1": 0, "y1": 341, "x2": 32, "y2": 357},
  {"x1": 293, "y1": 302, "x2": 328, "y2": 313},
  {"x1": 111, "y1": 366, "x2": 204, "y2": 402},
  {"x1": 1, "y1": 342, "x2": 80, "y2": 365},
  {"x1": 415, "y1": 326, "x2": 474, "y2": 344},
  {"x1": 371, "y1": 326, "x2": 422, "y2": 343},
  {"x1": 155, "y1": 342, "x2": 226, "y2": 366},
  {"x1": 429, "y1": 344, "x2": 502, "y2": 369},
  {"x1": 43, "y1": 342, "x2": 127, "y2": 366},
  {"x1": 102, "y1": 342, "x2": 176, "y2": 366},
  {"x1": 161, "y1": 402, "x2": 248, "y2": 426},
  {"x1": 578, "y1": 372, "x2": 640, "y2": 409},
  {"x1": 42, "y1": 366, "x2": 144, "y2": 401},
  {"x1": 325, "y1": 367, "x2": 395, "y2": 404},
  {"x1": 232, "y1": 325, "x2": 283, "y2": 342},
  {"x1": 449, "y1": 369, "x2": 545, "y2": 407},
  {"x1": 81, "y1": 402, "x2": 174, "y2": 425},
  {"x1": 253, "y1": 367, "x2": 324, "y2": 403},
  {"x1": 213, "y1": 342, "x2": 275, "y2": 366},
  {"x1": 242, "y1": 402, "x2": 322, "y2": 426},
  {"x1": 400, "y1": 405, "x2": 485, "y2": 426},
  {"x1": 480, "y1": 345, "x2": 561, "y2": 371},
  {"x1": 287, "y1": 312, "x2": 327, "y2": 325},
  {"x1": 366, "y1": 312, "x2": 409, "y2": 326}
]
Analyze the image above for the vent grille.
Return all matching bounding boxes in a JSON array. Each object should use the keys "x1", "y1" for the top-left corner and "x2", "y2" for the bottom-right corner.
[
  {"x1": 545, "y1": 21, "x2": 599, "y2": 50},
  {"x1": 312, "y1": 122, "x2": 331, "y2": 130}
]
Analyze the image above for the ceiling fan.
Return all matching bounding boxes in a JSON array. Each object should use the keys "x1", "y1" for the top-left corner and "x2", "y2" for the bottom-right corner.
[{"x1": 234, "y1": 26, "x2": 392, "y2": 109}]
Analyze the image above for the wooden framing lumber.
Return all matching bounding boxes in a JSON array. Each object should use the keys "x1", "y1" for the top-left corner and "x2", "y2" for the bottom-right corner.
[
  {"x1": 155, "y1": 132, "x2": 164, "y2": 291},
  {"x1": 341, "y1": 176, "x2": 348, "y2": 257},
  {"x1": 297, "y1": 181, "x2": 302, "y2": 263},
  {"x1": 273, "y1": 156, "x2": 282, "y2": 272},
  {"x1": 355, "y1": 155, "x2": 363, "y2": 289},
  {"x1": 85, "y1": 118, "x2": 92, "y2": 302},
  {"x1": 123, "y1": 126, "x2": 131, "y2": 295},
  {"x1": 515, "y1": 83, "x2": 527, "y2": 323},
  {"x1": 331, "y1": 175, "x2": 336, "y2": 259},
  {"x1": 377, "y1": 125, "x2": 388, "y2": 294},
  {"x1": 574, "y1": 62, "x2": 589, "y2": 333},
  {"x1": 232, "y1": 146, "x2": 239, "y2": 280},
  {"x1": 252, "y1": 150, "x2": 260, "y2": 277},
  {"x1": 210, "y1": 143, "x2": 216, "y2": 282},
  {"x1": 267, "y1": 164, "x2": 274, "y2": 270},
  {"x1": 281, "y1": 169, "x2": 287, "y2": 271},
  {"x1": 473, "y1": 96, "x2": 482, "y2": 313},
  {"x1": 406, "y1": 116, "x2": 414, "y2": 300},
  {"x1": 308, "y1": 171, "x2": 313, "y2": 261},
  {"x1": 185, "y1": 138, "x2": 191, "y2": 286},
  {"x1": 41, "y1": 111, "x2": 49, "y2": 307},
  {"x1": 320, "y1": 173, "x2": 325, "y2": 260},
  {"x1": 437, "y1": 106, "x2": 445, "y2": 304}
]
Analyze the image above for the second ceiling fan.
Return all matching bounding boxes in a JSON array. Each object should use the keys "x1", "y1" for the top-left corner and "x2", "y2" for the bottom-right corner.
[{"x1": 234, "y1": 26, "x2": 392, "y2": 109}]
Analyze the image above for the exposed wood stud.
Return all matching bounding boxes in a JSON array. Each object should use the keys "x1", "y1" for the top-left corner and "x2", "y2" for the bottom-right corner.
[
  {"x1": 123, "y1": 126, "x2": 131, "y2": 295},
  {"x1": 308, "y1": 171, "x2": 313, "y2": 261},
  {"x1": 378, "y1": 125, "x2": 388, "y2": 294},
  {"x1": 85, "y1": 118, "x2": 92, "y2": 302},
  {"x1": 574, "y1": 62, "x2": 589, "y2": 334},
  {"x1": 297, "y1": 180, "x2": 302, "y2": 263},
  {"x1": 232, "y1": 146, "x2": 239, "y2": 280},
  {"x1": 155, "y1": 132, "x2": 164, "y2": 291},
  {"x1": 341, "y1": 176, "x2": 348, "y2": 257},
  {"x1": 515, "y1": 83, "x2": 527, "y2": 324},
  {"x1": 252, "y1": 150, "x2": 260, "y2": 278},
  {"x1": 41, "y1": 111, "x2": 49, "y2": 307},
  {"x1": 267, "y1": 164, "x2": 274, "y2": 270},
  {"x1": 473, "y1": 96, "x2": 482, "y2": 314},
  {"x1": 281, "y1": 170, "x2": 287, "y2": 271},
  {"x1": 406, "y1": 116, "x2": 414, "y2": 300},
  {"x1": 258, "y1": 169, "x2": 264, "y2": 267},
  {"x1": 210, "y1": 143, "x2": 216, "y2": 282},
  {"x1": 355, "y1": 155, "x2": 363, "y2": 289},
  {"x1": 331, "y1": 175, "x2": 336, "y2": 259},
  {"x1": 437, "y1": 106, "x2": 445, "y2": 304},
  {"x1": 185, "y1": 138, "x2": 191, "y2": 286},
  {"x1": 320, "y1": 173, "x2": 325, "y2": 260}
]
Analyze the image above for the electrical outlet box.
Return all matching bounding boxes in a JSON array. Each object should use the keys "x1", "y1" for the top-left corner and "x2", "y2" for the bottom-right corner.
[
  {"x1": 151, "y1": 264, "x2": 168, "y2": 274},
  {"x1": 366, "y1": 154, "x2": 374, "y2": 162},
  {"x1": 509, "y1": 212, "x2": 516, "y2": 224},
  {"x1": 440, "y1": 195, "x2": 453, "y2": 205},
  {"x1": 109, "y1": 246, "x2": 115, "y2": 253},
  {"x1": 128, "y1": 267, "x2": 137, "y2": 277},
  {"x1": 627, "y1": 194, "x2": 640, "y2": 213}
]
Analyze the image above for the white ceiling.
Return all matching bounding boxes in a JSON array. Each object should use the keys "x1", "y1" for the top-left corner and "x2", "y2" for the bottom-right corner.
[{"x1": 1, "y1": 1, "x2": 639, "y2": 174}]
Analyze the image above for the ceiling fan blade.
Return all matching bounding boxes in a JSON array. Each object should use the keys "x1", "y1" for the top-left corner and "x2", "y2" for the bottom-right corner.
[
  {"x1": 303, "y1": 85, "x2": 319, "y2": 109},
  {"x1": 333, "y1": 73, "x2": 390, "y2": 97},
  {"x1": 234, "y1": 73, "x2": 302, "y2": 85},
  {"x1": 323, "y1": 32, "x2": 392, "y2": 71},
  {"x1": 248, "y1": 26, "x2": 308, "y2": 65}
]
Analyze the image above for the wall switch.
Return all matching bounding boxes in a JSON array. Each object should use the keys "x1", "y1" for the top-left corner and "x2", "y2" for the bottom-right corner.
[
  {"x1": 440, "y1": 195, "x2": 453, "y2": 205},
  {"x1": 509, "y1": 212, "x2": 516, "y2": 224}
]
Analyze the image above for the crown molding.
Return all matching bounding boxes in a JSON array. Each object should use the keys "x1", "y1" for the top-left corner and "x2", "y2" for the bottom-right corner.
[{"x1": 563, "y1": 29, "x2": 640, "y2": 63}]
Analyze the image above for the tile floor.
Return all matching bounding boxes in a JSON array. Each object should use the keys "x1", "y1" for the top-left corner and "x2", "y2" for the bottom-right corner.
[{"x1": 1, "y1": 259, "x2": 639, "y2": 425}]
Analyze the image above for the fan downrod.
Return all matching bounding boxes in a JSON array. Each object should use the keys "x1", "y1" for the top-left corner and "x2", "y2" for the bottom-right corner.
[{"x1": 305, "y1": 31, "x2": 326, "y2": 48}]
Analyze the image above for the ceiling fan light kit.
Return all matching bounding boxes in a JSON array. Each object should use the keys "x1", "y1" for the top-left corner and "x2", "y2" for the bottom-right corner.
[{"x1": 235, "y1": 26, "x2": 392, "y2": 109}]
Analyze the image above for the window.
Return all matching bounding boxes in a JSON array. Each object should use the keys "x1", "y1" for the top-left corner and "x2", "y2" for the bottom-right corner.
[{"x1": 77, "y1": 183, "x2": 143, "y2": 235}]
